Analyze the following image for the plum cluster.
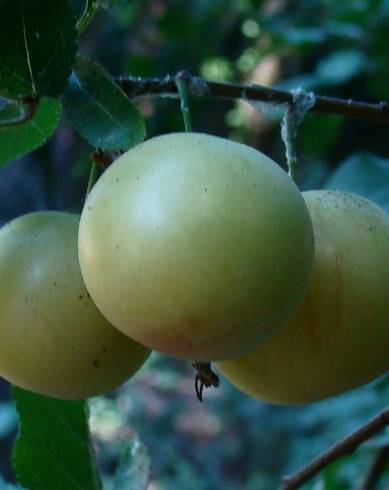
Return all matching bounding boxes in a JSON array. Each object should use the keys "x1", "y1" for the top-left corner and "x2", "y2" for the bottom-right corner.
[{"x1": 1, "y1": 133, "x2": 388, "y2": 403}]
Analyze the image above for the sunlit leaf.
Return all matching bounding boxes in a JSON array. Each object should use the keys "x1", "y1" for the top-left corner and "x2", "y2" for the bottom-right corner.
[{"x1": 98, "y1": 0, "x2": 133, "y2": 8}]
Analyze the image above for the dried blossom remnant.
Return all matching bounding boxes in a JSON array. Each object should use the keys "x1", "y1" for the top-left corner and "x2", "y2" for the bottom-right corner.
[{"x1": 192, "y1": 362, "x2": 220, "y2": 402}]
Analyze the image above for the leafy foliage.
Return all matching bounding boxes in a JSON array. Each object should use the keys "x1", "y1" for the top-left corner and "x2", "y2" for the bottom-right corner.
[
  {"x1": 0, "y1": 0, "x2": 77, "y2": 98},
  {"x1": 325, "y1": 153, "x2": 389, "y2": 212},
  {"x1": 0, "y1": 1, "x2": 388, "y2": 489},
  {"x1": 12, "y1": 387, "x2": 101, "y2": 490},
  {"x1": 0, "y1": 97, "x2": 61, "y2": 167},
  {"x1": 63, "y1": 55, "x2": 145, "y2": 150},
  {"x1": 98, "y1": 0, "x2": 132, "y2": 8}
]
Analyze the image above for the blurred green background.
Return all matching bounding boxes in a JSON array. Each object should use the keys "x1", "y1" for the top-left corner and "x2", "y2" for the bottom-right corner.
[{"x1": 0, "y1": 0, "x2": 389, "y2": 488}]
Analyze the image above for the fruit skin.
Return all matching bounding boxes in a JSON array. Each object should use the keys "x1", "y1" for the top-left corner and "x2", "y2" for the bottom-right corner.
[
  {"x1": 218, "y1": 190, "x2": 389, "y2": 404},
  {"x1": 78, "y1": 132, "x2": 314, "y2": 361},
  {"x1": 0, "y1": 212, "x2": 150, "y2": 399}
]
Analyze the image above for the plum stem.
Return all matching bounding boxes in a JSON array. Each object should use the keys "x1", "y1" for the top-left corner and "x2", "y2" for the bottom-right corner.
[
  {"x1": 86, "y1": 161, "x2": 99, "y2": 197},
  {"x1": 175, "y1": 72, "x2": 193, "y2": 132}
]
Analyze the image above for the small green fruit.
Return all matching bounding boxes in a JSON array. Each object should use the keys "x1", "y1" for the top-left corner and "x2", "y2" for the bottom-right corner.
[{"x1": 0, "y1": 212, "x2": 150, "y2": 399}]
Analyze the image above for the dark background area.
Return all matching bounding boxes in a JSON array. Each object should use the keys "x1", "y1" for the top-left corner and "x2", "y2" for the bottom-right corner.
[{"x1": 0, "y1": 1, "x2": 389, "y2": 488}]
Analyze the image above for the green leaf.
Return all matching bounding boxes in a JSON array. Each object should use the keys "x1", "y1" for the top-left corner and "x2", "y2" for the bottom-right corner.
[
  {"x1": 324, "y1": 153, "x2": 389, "y2": 212},
  {"x1": 113, "y1": 435, "x2": 150, "y2": 490},
  {"x1": 315, "y1": 50, "x2": 367, "y2": 86},
  {"x1": 320, "y1": 462, "x2": 349, "y2": 490},
  {"x1": 0, "y1": 0, "x2": 78, "y2": 98},
  {"x1": 13, "y1": 386, "x2": 101, "y2": 490},
  {"x1": 0, "y1": 97, "x2": 61, "y2": 167},
  {"x1": 282, "y1": 27, "x2": 327, "y2": 46},
  {"x1": 300, "y1": 114, "x2": 343, "y2": 156},
  {"x1": 98, "y1": 0, "x2": 133, "y2": 8},
  {"x1": 63, "y1": 55, "x2": 145, "y2": 150},
  {"x1": 0, "y1": 101, "x2": 25, "y2": 122},
  {"x1": 374, "y1": 372, "x2": 389, "y2": 396}
]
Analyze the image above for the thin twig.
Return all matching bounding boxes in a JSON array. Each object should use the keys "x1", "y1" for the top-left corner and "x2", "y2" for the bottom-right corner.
[
  {"x1": 116, "y1": 73, "x2": 389, "y2": 124},
  {"x1": 280, "y1": 407, "x2": 389, "y2": 490},
  {"x1": 358, "y1": 445, "x2": 389, "y2": 490},
  {"x1": 0, "y1": 97, "x2": 39, "y2": 129}
]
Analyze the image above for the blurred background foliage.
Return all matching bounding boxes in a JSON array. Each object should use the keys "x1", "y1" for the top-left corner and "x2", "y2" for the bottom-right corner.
[{"x1": 0, "y1": 0, "x2": 389, "y2": 488}]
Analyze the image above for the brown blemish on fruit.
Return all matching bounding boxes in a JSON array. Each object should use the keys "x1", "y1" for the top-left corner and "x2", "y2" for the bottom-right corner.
[
  {"x1": 92, "y1": 359, "x2": 99, "y2": 367},
  {"x1": 78, "y1": 294, "x2": 83, "y2": 300}
]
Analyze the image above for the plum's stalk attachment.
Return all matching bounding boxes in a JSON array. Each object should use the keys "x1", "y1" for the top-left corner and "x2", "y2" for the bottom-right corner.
[
  {"x1": 175, "y1": 71, "x2": 193, "y2": 132},
  {"x1": 281, "y1": 87, "x2": 315, "y2": 182},
  {"x1": 192, "y1": 362, "x2": 220, "y2": 402},
  {"x1": 87, "y1": 149, "x2": 126, "y2": 197},
  {"x1": 86, "y1": 160, "x2": 99, "y2": 197}
]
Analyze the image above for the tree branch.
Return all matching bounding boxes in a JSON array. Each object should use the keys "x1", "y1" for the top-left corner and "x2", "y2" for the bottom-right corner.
[
  {"x1": 280, "y1": 406, "x2": 389, "y2": 490},
  {"x1": 358, "y1": 445, "x2": 389, "y2": 490},
  {"x1": 116, "y1": 73, "x2": 389, "y2": 124}
]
